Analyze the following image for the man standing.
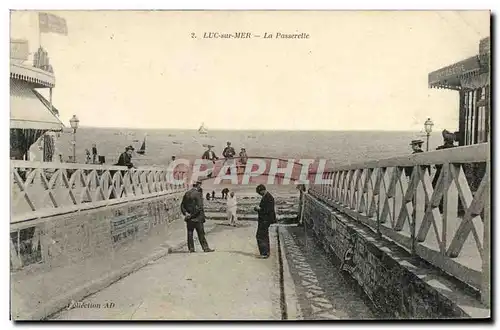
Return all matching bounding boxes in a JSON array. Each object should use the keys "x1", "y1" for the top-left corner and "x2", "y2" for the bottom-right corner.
[
  {"x1": 223, "y1": 141, "x2": 236, "y2": 159},
  {"x1": 202, "y1": 145, "x2": 218, "y2": 178},
  {"x1": 222, "y1": 142, "x2": 236, "y2": 175},
  {"x1": 181, "y1": 180, "x2": 215, "y2": 253},
  {"x1": 253, "y1": 184, "x2": 277, "y2": 259},
  {"x1": 92, "y1": 143, "x2": 98, "y2": 164}
]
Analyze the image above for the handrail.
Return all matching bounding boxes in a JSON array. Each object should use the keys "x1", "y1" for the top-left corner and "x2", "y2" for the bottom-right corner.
[
  {"x1": 11, "y1": 160, "x2": 189, "y2": 222},
  {"x1": 307, "y1": 143, "x2": 489, "y2": 302},
  {"x1": 10, "y1": 160, "x2": 188, "y2": 173},
  {"x1": 312, "y1": 143, "x2": 489, "y2": 173}
]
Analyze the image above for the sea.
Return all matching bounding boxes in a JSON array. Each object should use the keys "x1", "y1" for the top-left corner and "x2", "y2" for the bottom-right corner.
[{"x1": 54, "y1": 127, "x2": 444, "y2": 168}]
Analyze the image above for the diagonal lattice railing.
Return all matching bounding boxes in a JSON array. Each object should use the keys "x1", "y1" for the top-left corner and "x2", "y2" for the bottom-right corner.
[
  {"x1": 308, "y1": 143, "x2": 490, "y2": 304},
  {"x1": 11, "y1": 160, "x2": 189, "y2": 224}
]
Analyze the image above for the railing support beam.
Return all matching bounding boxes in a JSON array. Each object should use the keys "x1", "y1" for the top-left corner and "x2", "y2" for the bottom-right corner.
[{"x1": 481, "y1": 163, "x2": 490, "y2": 307}]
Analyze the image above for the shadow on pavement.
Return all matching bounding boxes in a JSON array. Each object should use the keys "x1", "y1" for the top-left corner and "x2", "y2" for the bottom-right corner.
[{"x1": 220, "y1": 250, "x2": 258, "y2": 258}]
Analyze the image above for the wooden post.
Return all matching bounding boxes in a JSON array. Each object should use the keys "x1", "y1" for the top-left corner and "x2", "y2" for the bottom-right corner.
[
  {"x1": 481, "y1": 162, "x2": 490, "y2": 308},
  {"x1": 485, "y1": 85, "x2": 490, "y2": 142},
  {"x1": 299, "y1": 190, "x2": 305, "y2": 225},
  {"x1": 376, "y1": 169, "x2": 382, "y2": 238},
  {"x1": 410, "y1": 167, "x2": 418, "y2": 255},
  {"x1": 473, "y1": 88, "x2": 481, "y2": 144},
  {"x1": 49, "y1": 87, "x2": 53, "y2": 114},
  {"x1": 458, "y1": 91, "x2": 466, "y2": 146}
]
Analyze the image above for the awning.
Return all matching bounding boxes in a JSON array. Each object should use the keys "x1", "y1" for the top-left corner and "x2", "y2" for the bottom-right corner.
[
  {"x1": 10, "y1": 79, "x2": 64, "y2": 130},
  {"x1": 461, "y1": 73, "x2": 490, "y2": 90},
  {"x1": 428, "y1": 55, "x2": 481, "y2": 89}
]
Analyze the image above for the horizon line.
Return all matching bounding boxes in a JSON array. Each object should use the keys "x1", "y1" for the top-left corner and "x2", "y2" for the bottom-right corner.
[{"x1": 78, "y1": 125, "x2": 431, "y2": 132}]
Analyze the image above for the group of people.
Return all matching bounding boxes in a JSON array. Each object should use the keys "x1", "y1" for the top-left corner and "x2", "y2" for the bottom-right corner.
[
  {"x1": 202, "y1": 141, "x2": 249, "y2": 165},
  {"x1": 205, "y1": 188, "x2": 231, "y2": 201},
  {"x1": 409, "y1": 129, "x2": 457, "y2": 154},
  {"x1": 181, "y1": 181, "x2": 276, "y2": 259},
  {"x1": 407, "y1": 129, "x2": 457, "y2": 179},
  {"x1": 85, "y1": 144, "x2": 100, "y2": 164}
]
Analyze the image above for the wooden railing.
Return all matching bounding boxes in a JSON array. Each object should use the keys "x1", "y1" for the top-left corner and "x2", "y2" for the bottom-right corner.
[
  {"x1": 11, "y1": 160, "x2": 188, "y2": 224},
  {"x1": 308, "y1": 143, "x2": 490, "y2": 304}
]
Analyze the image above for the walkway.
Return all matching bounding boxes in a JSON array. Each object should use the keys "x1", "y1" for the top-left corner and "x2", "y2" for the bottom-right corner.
[{"x1": 51, "y1": 222, "x2": 282, "y2": 320}]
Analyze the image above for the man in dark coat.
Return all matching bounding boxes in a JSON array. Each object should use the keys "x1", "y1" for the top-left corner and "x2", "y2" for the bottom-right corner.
[
  {"x1": 115, "y1": 145, "x2": 135, "y2": 169},
  {"x1": 253, "y1": 184, "x2": 277, "y2": 259},
  {"x1": 92, "y1": 143, "x2": 98, "y2": 164},
  {"x1": 432, "y1": 130, "x2": 457, "y2": 212},
  {"x1": 222, "y1": 141, "x2": 236, "y2": 159},
  {"x1": 181, "y1": 180, "x2": 215, "y2": 253},
  {"x1": 433, "y1": 130, "x2": 456, "y2": 186},
  {"x1": 222, "y1": 142, "x2": 236, "y2": 175}
]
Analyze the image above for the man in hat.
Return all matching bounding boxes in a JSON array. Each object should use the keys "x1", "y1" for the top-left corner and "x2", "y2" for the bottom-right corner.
[
  {"x1": 222, "y1": 142, "x2": 236, "y2": 175},
  {"x1": 405, "y1": 140, "x2": 429, "y2": 178},
  {"x1": 253, "y1": 184, "x2": 277, "y2": 259},
  {"x1": 181, "y1": 180, "x2": 215, "y2": 253},
  {"x1": 223, "y1": 141, "x2": 236, "y2": 159},
  {"x1": 202, "y1": 145, "x2": 218, "y2": 162},
  {"x1": 202, "y1": 145, "x2": 218, "y2": 178},
  {"x1": 433, "y1": 129, "x2": 457, "y2": 187},
  {"x1": 115, "y1": 145, "x2": 135, "y2": 169},
  {"x1": 410, "y1": 140, "x2": 424, "y2": 154}
]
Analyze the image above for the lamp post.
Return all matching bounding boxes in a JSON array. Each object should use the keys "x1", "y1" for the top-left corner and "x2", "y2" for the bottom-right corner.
[
  {"x1": 424, "y1": 117, "x2": 434, "y2": 152},
  {"x1": 69, "y1": 115, "x2": 79, "y2": 163}
]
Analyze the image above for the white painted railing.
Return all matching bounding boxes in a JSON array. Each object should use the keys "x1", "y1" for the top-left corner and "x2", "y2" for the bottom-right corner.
[
  {"x1": 308, "y1": 143, "x2": 490, "y2": 304},
  {"x1": 11, "y1": 160, "x2": 188, "y2": 224}
]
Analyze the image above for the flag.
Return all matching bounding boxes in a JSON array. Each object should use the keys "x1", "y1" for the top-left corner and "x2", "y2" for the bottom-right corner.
[{"x1": 39, "y1": 12, "x2": 68, "y2": 35}]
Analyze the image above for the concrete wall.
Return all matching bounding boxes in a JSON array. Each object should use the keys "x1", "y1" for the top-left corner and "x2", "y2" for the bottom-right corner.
[
  {"x1": 10, "y1": 192, "x2": 184, "y2": 271},
  {"x1": 303, "y1": 193, "x2": 488, "y2": 319}
]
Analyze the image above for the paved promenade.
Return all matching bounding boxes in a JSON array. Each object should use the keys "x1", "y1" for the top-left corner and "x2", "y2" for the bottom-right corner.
[
  {"x1": 51, "y1": 222, "x2": 282, "y2": 320},
  {"x1": 11, "y1": 219, "x2": 218, "y2": 320}
]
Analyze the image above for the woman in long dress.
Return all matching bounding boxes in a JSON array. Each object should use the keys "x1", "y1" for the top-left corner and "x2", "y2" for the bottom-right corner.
[{"x1": 226, "y1": 191, "x2": 238, "y2": 227}]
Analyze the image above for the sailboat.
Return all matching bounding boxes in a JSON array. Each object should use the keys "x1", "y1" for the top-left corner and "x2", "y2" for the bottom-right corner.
[
  {"x1": 136, "y1": 136, "x2": 146, "y2": 155},
  {"x1": 198, "y1": 122, "x2": 208, "y2": 135}
]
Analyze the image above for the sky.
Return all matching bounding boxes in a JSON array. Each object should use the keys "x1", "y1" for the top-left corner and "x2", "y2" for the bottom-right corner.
[{"x1": 10, "y1": 10, "x2": 490, "y2": 131}]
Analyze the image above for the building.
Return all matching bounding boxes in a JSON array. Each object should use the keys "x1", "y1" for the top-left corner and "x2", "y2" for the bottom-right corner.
[
  {"x1": 428, "y1": 37, "x2": 490, "y2": 146},
  {"x1": 10, "y1": 39, "x2": 65, "y2": 161}
]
